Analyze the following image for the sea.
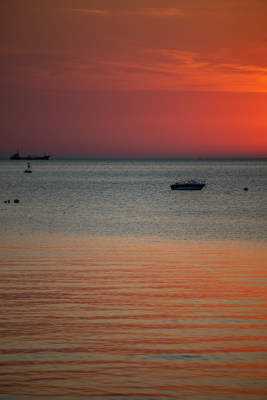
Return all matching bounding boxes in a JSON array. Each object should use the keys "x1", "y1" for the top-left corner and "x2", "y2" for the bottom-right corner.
[{"x1": 0, "y1": 158, "x2": 266, "y2": 400}]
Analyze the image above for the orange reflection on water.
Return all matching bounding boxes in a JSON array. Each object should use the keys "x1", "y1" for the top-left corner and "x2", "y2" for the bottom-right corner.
[{"x1": 0, "y1": 235, "x2": 266, "y2": 399}]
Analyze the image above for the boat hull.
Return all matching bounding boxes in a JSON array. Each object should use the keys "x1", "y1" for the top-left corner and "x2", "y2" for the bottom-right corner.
[{"x1": 171, "y1": 184, "x2": 205, "y2": 190}]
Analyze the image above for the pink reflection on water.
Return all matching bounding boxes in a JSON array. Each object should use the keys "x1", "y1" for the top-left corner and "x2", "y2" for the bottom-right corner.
[{"x1": 0, "y1": 235, "x2": 266, "y2": 399}]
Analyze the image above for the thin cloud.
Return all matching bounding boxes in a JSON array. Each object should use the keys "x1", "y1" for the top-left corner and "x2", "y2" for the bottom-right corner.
[
  {"x1": 3, "y1": 47, "x2": 267, "y2": 93},
  {"x1": 65, "y1": 8, "x2": 109, "y2": 16},
  {"x1": 63, "y1": 7, "x2": 219, "y2": 18},
  {"x1": 218, "y1": 63, "x2": 267, "y2": 74},
  {"x1": 129, "y1": 8, "x2": 185, "y2": 17},
  {"x1": 64, "y1": 7, "x2": 185, "y2": 18}
]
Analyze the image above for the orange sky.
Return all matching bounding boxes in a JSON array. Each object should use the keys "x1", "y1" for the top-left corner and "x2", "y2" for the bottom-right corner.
[{"x1": 0, "y1": 0, "x2": 267, "y2": 157}]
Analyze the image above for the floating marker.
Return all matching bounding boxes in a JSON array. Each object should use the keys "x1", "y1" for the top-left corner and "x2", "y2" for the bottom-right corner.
[
  {"x1": 14, "y1": 199, "x2": 20, "y2": 203},
  {"x1": 24, "y1": 162, "x2": 32, "y2": 173}
]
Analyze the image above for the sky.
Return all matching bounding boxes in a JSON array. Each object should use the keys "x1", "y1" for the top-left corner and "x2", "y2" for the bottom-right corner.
[{"x1": 0, "y1": 0, "x2": 267, "y2": 158}]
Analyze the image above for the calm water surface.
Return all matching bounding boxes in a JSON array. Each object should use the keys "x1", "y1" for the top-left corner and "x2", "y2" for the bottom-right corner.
[{"x1": 0, "y1": 159, "x2": 266, "y2": 399}]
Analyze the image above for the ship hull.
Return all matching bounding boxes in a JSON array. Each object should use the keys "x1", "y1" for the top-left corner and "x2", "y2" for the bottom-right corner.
[{"x1": 10, "y1": 155, "x2": 50, "y2": 160}]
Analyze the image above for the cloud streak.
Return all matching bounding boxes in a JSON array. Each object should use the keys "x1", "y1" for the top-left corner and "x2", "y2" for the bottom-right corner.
[
  {"x1": 65, "y1": 8, "x2": 109, "y2": 16},
  {"x1": 4, "y1": 48, "x2": 267, "y2": 93},
  {"x1": 64, "y1": 7, "x2": 186, "y2": 18},
  {"x1": 124, "y1": 8, "x2": 185, "y2": 17}
]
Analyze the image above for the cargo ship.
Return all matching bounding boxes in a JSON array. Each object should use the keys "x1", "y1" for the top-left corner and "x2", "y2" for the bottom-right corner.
[{"x1": 10, "y1": 151, "x2": 50, "y2": 160}]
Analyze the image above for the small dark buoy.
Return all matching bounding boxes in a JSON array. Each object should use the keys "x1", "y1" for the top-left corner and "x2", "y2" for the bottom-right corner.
[
  {"x1": 14, "y1": 199, "x2": 19, "y2": 203},
  {"x1": 4, "y1": 200, "x2": 7, "y2": 203},
  {"x1": 24, "y1": 162, "x2": 32, "y2": 173},
  {"x1": 244, "y1": 188, "x2": 248, "y2": 191},
  {"x1": 7, "y1": 200, "x2": 10, "y2": 203}
]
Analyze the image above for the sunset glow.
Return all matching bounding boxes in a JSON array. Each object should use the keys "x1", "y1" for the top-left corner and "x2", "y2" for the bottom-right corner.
[{"x1": 0, "y1": 0, "x2": 266, "y2": 157}]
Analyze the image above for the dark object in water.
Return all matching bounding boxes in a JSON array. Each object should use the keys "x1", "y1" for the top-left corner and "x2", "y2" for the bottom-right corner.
[
  {"x1": 244, "y1": 188, "x2": 248, "y2": 191},
  {"x1": 10, "y1": 150, "x2": 50, "y2": 160},
  {"x1": 14, "y1": 199, "x2": 19, "y2": 203},
  {"x1": 24, "y1": 162, "x2": 32, "y2": 173},
  {"x1": 171, "y1": 180, "x2": 206, "y2": 190}
]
